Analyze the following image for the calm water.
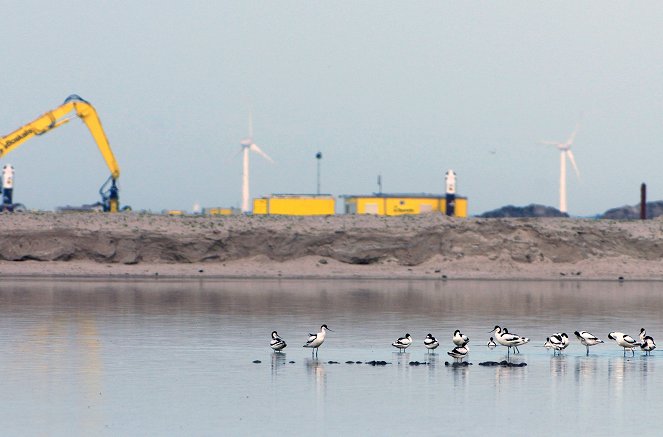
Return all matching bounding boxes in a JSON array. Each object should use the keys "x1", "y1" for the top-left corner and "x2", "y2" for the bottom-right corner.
[{"x1": 1, "y1": 279, "x2": 662, "y2": 436}]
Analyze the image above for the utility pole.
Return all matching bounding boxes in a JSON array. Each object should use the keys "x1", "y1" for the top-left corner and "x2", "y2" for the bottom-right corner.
[
  {"x1": 641, "y1": 183, "x2": 647, "y2": 220},
  {"x1": 316, "y1": 152, "x2": 322, "y2": 195}
]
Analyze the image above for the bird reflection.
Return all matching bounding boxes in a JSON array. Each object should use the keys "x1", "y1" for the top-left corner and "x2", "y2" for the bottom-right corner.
[
  {"x1": 270, "y1": 351, "x2": 286, "y2": 377},
  {"x1": 394, "y1": 352, "x2": 411, "y2": 367},
  {"x1": 305, "y1": 358, "x2": 327, "y2": 393},
  {"x1": 574, "y1": 356, "x2": 599, "y2": 384},
  {"x1": 305, "y1": 358, "x2": 327, "y2": 423},
  {"x1": 550, "y1": 355, "x2": 568, "y2": 376}
]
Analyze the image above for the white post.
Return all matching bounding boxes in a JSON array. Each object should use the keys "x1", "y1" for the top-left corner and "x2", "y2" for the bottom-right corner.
[
  {"x1": 242, "y1": 147, "x2": 250, "y2": 213},
  {"x1": 559, "y1": 151, "x2": 567, "y2": 213}
]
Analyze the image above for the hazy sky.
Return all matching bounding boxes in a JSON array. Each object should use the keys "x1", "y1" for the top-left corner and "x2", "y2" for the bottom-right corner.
[{"x1": 2, "y1": 2, "x2": 662, "y2": 216}]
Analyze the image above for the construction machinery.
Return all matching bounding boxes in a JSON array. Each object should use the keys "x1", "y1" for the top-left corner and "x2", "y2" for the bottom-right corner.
[{"x1": 0, "y1": 95, "x2": 126, "y2": 212}]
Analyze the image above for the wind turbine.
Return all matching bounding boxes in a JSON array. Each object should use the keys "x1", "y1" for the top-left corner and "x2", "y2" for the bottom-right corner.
[
  {"x1": 540, "y1": 124, "x2": 580, "y2": 214},
  {"x1": 239, "y1": 113, "x2": 274, "y2": 213}
]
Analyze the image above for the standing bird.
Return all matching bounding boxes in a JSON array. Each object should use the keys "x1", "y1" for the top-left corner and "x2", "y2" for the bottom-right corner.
[
  {"x1": 487, "y1": 337, "x2": 497, "y2": 348},
  {"x1": 574, "y1": 331, "x2": 603, "y2": 355},
  {"x1": 423, "y1": 333, "x2": 439, "y2": 352},
  {"x1": 544, "y1": 333, "x2": 569, "y2": 355},
  {"x1": 447, "y1": 345, "x2": 469, "y2": 362},
  {"x1": 303, "y1": 324, "x2": 332, "y2": 356},
  {"x1": 490, "y1": 325, "x2": 530, "y2": 356},
  {"x1": 640, "y1": 329, "x2": 656, "y2": 355},
  {"x1": 557, "y1": 332, "x2": 570, "y2": 352},
  {"x1": 270, "y1": 331, "x2": 287, "y2": 352},
  {"x1": 641, "y1": 336, "x2": 656, "y2": 355},
  {"x1": 453, "y1": 330, "x2": 470, "y2": 347},
  {"x1": 608, "y1": 331, "x2": 638, "y2": 356},
  {"x1": 544, "y1": 336, "x2": 561, "y2": 354},
  {"x1": 392, "y1": 334, "x2": 413, "y2": 352}
]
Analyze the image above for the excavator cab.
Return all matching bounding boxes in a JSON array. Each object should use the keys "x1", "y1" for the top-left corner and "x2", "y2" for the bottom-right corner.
[{"x1": 98, "y1": 176, "x2": 123, "y2": 212}]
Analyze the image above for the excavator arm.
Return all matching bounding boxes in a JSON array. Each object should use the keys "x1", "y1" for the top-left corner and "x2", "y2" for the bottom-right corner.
[{"x1": 0, "y1": 95, "x2": 122, "y2": 211}]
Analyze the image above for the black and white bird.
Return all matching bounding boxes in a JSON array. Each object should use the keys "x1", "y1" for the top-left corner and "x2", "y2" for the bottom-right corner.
[
  {"x1": 487, "y1": 337, "x2": 497, "y2": 348},
  {"x1": 392, "y1": 334, "x2": 413, "y2": 352},
  {"x1": 453, "y1": 330, "x2": 470, "y2": 347},
  {"x1": 641, "y1": 336, "x2": 656, "y2": 355},
  {"x1": 447, "y1": 345, "x2": 469, "y2": 362},
  {"x1": 574, "y1": 331, "x2": 604, "y2": 355},
  {"x1": 303, "y1": 324, "x2": 332, "y2": 356},
  {"x1": 640, "y1": 329, "x2": 656, "y2": 355},
  {"x1": 544, "y1": 333, "x2": 569, "y2": 355},
  {"x1": 490, "y1": 325, "x2": 530, "y2": 356},
  {"x1": 424, "y1": 333, "x2": 439, "y2": 352},
  {"x1": 270, "y1": 331, "x2": 287, "y2": 352},
  {"x1": 608, "y1": 331, "x2": 638, "y2": 356},
  {"x1": 557, "y1": 332, "x2": 570, "y2": 352},
  {"x1": 544, "y1": 336, "x2": 561, "y2": 354}
]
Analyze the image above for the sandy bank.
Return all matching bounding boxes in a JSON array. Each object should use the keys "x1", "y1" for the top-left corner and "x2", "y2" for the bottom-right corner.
[{"x1": 0, "y1": 212, "x2": 662, "y2": 280}]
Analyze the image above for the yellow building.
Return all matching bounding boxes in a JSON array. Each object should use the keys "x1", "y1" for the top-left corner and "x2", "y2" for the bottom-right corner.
[
  {"x1": 253, "y1": 194, "x2": 336, "y2": 216},
  {"x1": 342, "y1": 194, "x2": 468, "y2": 217},
  {"x1": 204, "y1": 207, "x2": 236, "y2": 216}
]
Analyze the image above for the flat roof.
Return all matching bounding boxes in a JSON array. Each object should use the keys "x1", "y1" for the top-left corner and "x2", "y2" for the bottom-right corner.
[
  {"x1": 340, "y1": 193, "x2": 466, "y2": 199},
  {"x1": 259, "y1": 194, "x2": 335, "y2": 198}
]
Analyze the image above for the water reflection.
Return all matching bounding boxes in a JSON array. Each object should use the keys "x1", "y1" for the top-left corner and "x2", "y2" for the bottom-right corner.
[
  {"x1": 1, "y1": 279, "x2": 663, "y2": 436},
  {"x1": 575, "y1": 356, "x2": 599, "y2": 383},
  {"x1": 394, "y1": 352, "x2": 411, "y2": 367},
  {"x1": 550, "y1": 355, "x2": 568, "y2": 376},
  {"x1": 271, "y1": 352, "x2": 287, "y2": 378}
]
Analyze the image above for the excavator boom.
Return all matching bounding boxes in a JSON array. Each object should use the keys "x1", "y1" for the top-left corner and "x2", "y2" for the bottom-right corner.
[{"x1": 0, "y1": 95, "x2": 122, "y2": 211}]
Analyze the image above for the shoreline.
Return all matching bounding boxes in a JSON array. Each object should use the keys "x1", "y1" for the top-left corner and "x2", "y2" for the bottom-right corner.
[{"x1": 1, "y1": 212, "x2": 662, "y2": 281}]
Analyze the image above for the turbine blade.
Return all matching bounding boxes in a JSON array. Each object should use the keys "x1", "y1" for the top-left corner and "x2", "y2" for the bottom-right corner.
[
  {"x1": 250, "y1": 143, "x2": 274, "y2": 162},
  {"x1": 566, "y1": 150, "x2": 580, "y2": 179},
  {"x1": 539, "y1": 140, "x2": 561, "y2": 146},
  {"x1": 566, "y1": 123, "x2": 580, "y2": 146},
  {"x1": 248, "y1": 111, "x2": 253, "y2": 139}
]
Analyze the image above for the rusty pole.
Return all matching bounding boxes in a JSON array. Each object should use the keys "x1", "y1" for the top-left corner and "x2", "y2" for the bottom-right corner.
[{"x1": 640, "y1": 183, "x2": 647, "y2": 220}]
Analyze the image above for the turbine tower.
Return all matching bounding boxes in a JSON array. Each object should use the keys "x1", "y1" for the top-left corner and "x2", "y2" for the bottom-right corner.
[
  {"x1": 540, "y1": 124, "x2": 580, "y2": 214},
  {"x1": 239, "y1": 113, "x2": 273, "y2": 213}
]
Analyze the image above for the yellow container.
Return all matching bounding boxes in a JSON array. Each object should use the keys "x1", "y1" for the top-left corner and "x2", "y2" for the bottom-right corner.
[
  {"x1": 344, "y1": 195, "x2": 468, "y2": 217},
  {"x1": 252, "y1": 195, "x2": 335, "y2": 216}
]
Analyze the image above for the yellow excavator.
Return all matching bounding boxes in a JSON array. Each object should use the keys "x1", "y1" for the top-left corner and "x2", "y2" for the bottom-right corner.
[{"x1": 0, "y1": 94, "x2": 125, "y2": 212}]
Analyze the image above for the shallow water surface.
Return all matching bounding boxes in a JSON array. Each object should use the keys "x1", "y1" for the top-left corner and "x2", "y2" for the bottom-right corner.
[{"x1": 0, "y1": 279, "x2": 661, "y2": 436}]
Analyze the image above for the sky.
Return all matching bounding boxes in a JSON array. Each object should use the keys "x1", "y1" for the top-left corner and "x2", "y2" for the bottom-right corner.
[{"x1": 2, "y1": 2, "x2": 663, "y2": 216}]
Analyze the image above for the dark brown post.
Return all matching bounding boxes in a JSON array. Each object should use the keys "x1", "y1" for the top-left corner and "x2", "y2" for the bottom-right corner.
[{"x1": 640, "y1": 183, "x2": 647, "y2": 220}]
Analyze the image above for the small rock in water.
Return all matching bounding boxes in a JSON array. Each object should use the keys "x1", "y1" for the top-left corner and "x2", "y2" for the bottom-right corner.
[
  {"x1": 289, "y1": 361, "x2": 295, "y2": 364},
  {"x1": 327, "y1": 361, "x2": 339, "y2": 364},
  {"x1": 252, "y1": 360, "x2": 261, "y2": 364},
  {"x1": 445, "y1": 361, "x2": 471, "y2": 367},
  {"x1": 355, "y1": 361, "x2": 363, "y2": 364},
  {"x1": 478, "y1": 360, "x2": 526, "y2": 367},
  {"x1": 345, "y1": 361, "x2": 354, "y2": 364}
]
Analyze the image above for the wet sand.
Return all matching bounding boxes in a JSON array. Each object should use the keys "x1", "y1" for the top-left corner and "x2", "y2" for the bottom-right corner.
[{"x1": 0, "y1": 212, "x2": 662, "y2": 280}]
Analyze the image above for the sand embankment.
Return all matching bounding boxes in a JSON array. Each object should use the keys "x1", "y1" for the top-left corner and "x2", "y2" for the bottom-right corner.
[{"x1": 0, "y1": 212, "x2": 662, "y2": 280}]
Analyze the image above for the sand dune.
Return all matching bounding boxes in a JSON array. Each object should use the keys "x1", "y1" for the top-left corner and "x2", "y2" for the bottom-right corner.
[{"x1": 0, "y1": 212, "x2": 661, "y2": 280}]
